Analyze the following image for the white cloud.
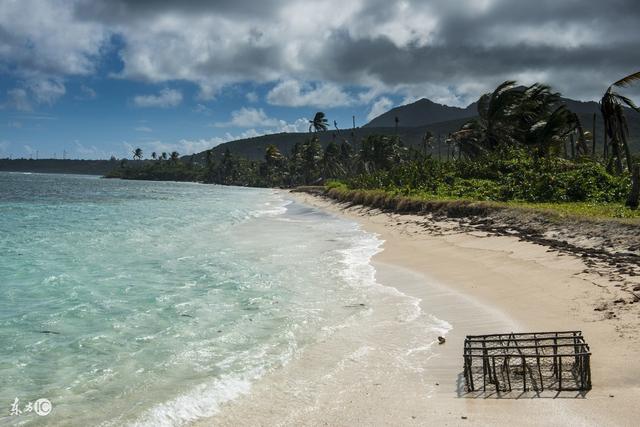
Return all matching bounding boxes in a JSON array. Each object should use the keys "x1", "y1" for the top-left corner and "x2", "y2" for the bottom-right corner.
[
  {"x1": 73, "y1": 141, "x2": 111, "y2": 159},
  {"x1": 0, "y1": 141, "x2": 10, "y2": 156},
  {"x1": 246, "y1": 91, "x2": 259, "y2": 103},
  {"x1": 0, "y1": 0, "x2": 108, "y2": 77},
  {"x1": 5, "y1": 89, "x2": 32, "y2": 111},
  {"x1": 193, "y1": 104, "x2": 213, "y2": 115},
  {"x1": 215, "y1": 107, "x2": 280, "y2": 128},
  {"x1": 7, "y1": 121, "x2": 23, "y2": 128},
  {"x1": 367, "y1": 97, "x2": 394, "y2": 121},
  {"x1": 132, "y1": 88, "x2": 183, "y2": 108},
  {"x1": 122, "y1": 115, "x2": 309, "y2": 158},
  {"x1": 27, "y1": 78, "x2": 66, "y2": 105},
  {"x1": 135, "y1": 126, "x2": 152, "y2": 132},
  {"x1": 78, "y1": 84, "x2": 97, "y2": 99},
  {"x1": 266, "y1": 80, "x2": 352, "y2": 108}
]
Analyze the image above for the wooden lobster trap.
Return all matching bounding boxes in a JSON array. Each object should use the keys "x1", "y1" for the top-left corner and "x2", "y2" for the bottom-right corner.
[{"x1": 463, "y1": 331, "x2": 591, "y2": 393}]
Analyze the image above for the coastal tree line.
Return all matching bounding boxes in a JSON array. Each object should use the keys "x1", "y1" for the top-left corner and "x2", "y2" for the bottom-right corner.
[{"x1": 108, "y1": 72, "x2": 640, "y2": 209}]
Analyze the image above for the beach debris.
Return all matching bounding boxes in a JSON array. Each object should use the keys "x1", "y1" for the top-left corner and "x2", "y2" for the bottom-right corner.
[
  {"x1": 180, "y1": 314, "x2": 194, "y2": 318},
  {"x1": 461, "y1": 416, "x2": 468, "y2": 420},
  {"x1": 38, "y1": 330, "x2": 60, "y2": 335},
  {"x1": 437, "y1": 336, "x2": 446, "y2": 345},
  {"x1": 344, "y1": 303, "x2": 366, "y2": 308},
  {"x1": 594, "y1": 303, "x2": 608, "y2": 311},
  {"x1": 463, "y1": 331, "x2": 592, "y2": 393}
]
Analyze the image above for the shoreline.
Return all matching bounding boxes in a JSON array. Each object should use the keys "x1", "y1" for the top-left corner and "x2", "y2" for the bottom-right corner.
[{"x1": 203, "y1": 190, "x2": 640, "y2": 426}]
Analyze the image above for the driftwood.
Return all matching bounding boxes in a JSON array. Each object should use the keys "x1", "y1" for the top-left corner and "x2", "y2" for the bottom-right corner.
[{"x1": 463, "y1": 331, "x2": 592, "y2": 393}]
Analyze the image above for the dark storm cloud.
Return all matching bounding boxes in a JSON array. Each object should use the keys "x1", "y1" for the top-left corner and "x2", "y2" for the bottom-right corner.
[
  {"x1": 73, "y1": 0, "x2": 283, "y2": 22},
  {"x1": 2, "y1": 0, "x2": 640, "y2": 105}
]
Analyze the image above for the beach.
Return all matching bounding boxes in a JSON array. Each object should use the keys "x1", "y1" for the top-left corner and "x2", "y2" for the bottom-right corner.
[{"x1": 203, "y1": 191, "x2": 640, "y2": 426}]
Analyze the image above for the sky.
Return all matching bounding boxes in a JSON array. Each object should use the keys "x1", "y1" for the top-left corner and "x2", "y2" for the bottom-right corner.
[{"x1": 1, "y1": 0, "x2": 640, "y2": 160}]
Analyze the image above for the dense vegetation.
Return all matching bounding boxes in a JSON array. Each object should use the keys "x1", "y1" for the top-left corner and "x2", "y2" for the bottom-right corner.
[{"x1": 108, "y1": 77, "x2": 640, "y2": 212}]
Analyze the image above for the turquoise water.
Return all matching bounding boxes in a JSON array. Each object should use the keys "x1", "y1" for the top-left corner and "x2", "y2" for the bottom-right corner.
[{"x1": 0, "y1": 173, "x2": 384, "y2": 426}]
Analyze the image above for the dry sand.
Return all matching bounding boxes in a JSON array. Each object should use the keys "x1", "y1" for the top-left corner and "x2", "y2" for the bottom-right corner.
[{"x1": 199, "y1": 192, "x2": 640, "y2": 427}]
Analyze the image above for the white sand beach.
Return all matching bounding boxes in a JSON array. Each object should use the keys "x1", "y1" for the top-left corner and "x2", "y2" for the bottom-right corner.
[{"x1": 200, "y1": 192, "x2": 640, "y2": 426}]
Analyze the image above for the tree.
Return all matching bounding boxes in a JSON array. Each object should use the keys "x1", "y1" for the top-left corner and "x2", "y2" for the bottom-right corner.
[
  {"x1": 302, "y1": 138, "x2": 322, "y2": 184},
  {"x1": 321, "y1": 140, "x2": 344, "y2": 179},
  {"x1": 451, "y1": 81, "x2": 522, "y2": 158},
  {"x1": 170, "y1": 151, "x2": 180, "y2": 164},
  {"x1": 133, "y1": 147, "x2": 143, "y2": 160},
  {"x1": 309, "y1": 112, "x2": 329, "y2": 133},
  {"x1": 600, "y1": 71, "x2": 640, "y2": 173},
  {"x1": 151, "y1": 152, "x2": 157, "y2": 160},
  {"x1": 360, "y1": 135, "x2": 405, "y2": 172},
  {"x1": 160, "y1": 152, "x2": 168, "y2": 161},
  {"x1": 263, "y1": 144, "x2": 286, "y2": 186}
]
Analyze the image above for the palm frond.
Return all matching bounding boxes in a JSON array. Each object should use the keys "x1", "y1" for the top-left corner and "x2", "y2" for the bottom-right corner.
[
  {"x1": 614, "y1": 94, "x2": 640, "y2": 113},
  {"x1": 613, "y1": 71, "x2": 640, "y2": 88}
]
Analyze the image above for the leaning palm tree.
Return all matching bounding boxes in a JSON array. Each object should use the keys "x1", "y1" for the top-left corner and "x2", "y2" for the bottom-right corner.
[
  {"x1": 132, "y1": 147, "x2": 143, "y2": 160},
  {"x1": 309, "y1": 112, "x2": 329, "y2": 133},
  {"x1": 522, "y1": 105, "x2": 578, "y2": 158},
  {"x1": 600, "y1": 71, "x2": 640, "y2": 173}
]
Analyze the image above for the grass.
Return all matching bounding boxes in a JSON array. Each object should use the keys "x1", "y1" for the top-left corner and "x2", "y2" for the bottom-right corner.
[
  {"x1": 504, "y1": 201, "x2": 640, "y2": 221},
  {"x1": 322, "y1": 182, "x2": 640, "y2": 223}
]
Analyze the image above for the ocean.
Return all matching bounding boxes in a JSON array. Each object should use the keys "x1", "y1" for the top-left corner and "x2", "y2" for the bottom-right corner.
[{"x1": 0, "y1": 172, "x2": 448, "y2": 426}]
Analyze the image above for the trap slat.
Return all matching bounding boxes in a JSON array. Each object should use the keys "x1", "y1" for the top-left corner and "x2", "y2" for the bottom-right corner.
[{"x1": 463, "y1": 331, "x2": 592, "y2": 393}]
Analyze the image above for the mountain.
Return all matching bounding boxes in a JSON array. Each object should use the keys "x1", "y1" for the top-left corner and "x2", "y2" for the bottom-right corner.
[
  {"x1": 364, "y1": 98, "x2": 477, "y2": 128},
  {"x1": 188, "y1": 95, "x2": 640, "y2": 164}
]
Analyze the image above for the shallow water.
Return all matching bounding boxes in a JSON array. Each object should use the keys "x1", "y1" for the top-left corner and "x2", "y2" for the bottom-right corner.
[{"x1": 0, "y1": 173, "x2": 445, "y2": 426}]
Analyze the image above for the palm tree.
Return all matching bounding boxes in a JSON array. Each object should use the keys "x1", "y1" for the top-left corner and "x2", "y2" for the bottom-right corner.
[
  {"x1": 309, "y1": 112, "x2": 329, "y2": 133},
  {"x1": 451, "y1": 81, "x2": 522, "y2": 158},
  {"x1": 151, "y1": 152, "x2": 157, "y2": 160},
  {"x1": 170, "y1": 151, "x2": 180, "y2": 164},
  {"x1": 600, "y1": 71, "x2": 640, "y2": 173},
  {"x1": 133, "y1": 147, "x2": 143, "y2": 160},
  {"x1": 160, "y1": 152, "x2": 168, "y2": 161},
  {"x1": 522, "y1": 105, "x2": 578, "y2": 157}
]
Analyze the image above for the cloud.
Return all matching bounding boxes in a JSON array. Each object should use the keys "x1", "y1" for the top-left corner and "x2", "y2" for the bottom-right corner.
[
  {"x1": 1, "y1": 0, "x2": 640, "y2": 108},
  {"x1": 7, "y1": 121, "x2": 23, "y2": 128},
  {"x1": 73, "y1": 141, "x2": 111, "y2": 159},
  {"x1": 367, "y1": 97, "x2": 394, "y2": 121},
  {"x1": 215, "y1": 107, "x2": 280, "y2": 128},
  {"x1": 4, "y1": 89, "x2": 32, "y2": 111},
  {"x1": 132, "y1": 88, "x2": 183, "y2": 108},
  {"x1": 0, "y1": 0, "x2": 108, "y2": 78},
  {"x1": 27, "y1": 78, "x2": 66, "y2": 105},
  {"x1": 134, "y1": 126, "x2": 152, "y2": 132},
  {"x1": 122, "y1": 116, "x2": 310, "y2": 158},
  {"x1": 266, "y1": 80, "x2": 352, "y2": 108},
  {"x1": 193, "y1": 104, "x2": 213, "y2": 115},
  {"x1": 78, "y1": 84, "x2": 97, "y2": 100},
  {"x1": 0, "y1": 141, "x2": 10, "y2": 156},
  {"x1": 246, "y1": 91, "x2": 259, "y2": 103}
]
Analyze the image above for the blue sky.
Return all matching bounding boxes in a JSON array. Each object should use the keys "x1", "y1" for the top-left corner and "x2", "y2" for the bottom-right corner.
[{"x1": 1, "y1": 0, "x2": 639, "y2": 160}]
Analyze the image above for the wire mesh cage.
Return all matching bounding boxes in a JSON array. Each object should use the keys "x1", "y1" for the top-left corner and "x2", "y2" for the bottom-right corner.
[{"x1": 463, "y1": 331, "x2": 591, "y2": 393}]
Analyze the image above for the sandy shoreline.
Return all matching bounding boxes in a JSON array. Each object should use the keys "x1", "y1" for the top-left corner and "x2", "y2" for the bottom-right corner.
[{"x1": 201, "y1": 191, "x2": 640, "y2": 426}]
